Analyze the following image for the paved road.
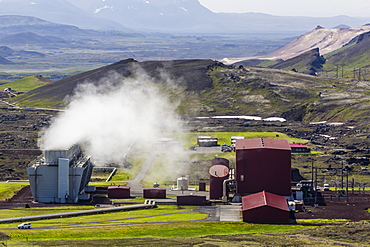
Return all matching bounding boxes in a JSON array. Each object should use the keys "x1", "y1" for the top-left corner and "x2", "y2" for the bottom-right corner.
[{"x1": 126, "y1": 151, "x2": 156, "y2": 193}]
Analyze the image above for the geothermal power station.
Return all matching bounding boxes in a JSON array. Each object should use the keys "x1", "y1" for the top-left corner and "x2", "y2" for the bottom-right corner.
[
  {"x1": 24, "y1": 138, "x2": 305, "y2": 223},
  {"x1": 27, "y1": 145, "x2": 93, "y2": 203}
]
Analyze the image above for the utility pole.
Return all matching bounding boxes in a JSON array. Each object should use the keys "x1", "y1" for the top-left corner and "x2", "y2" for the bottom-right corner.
[
  {"x1": 341, "y1": 161, "x2": 344, "y2": 189},
  {"x1": 311, "y1": 159, "x2": 314, "y2": 192},
  {"x1": 359, "y1": 68, "x2": 362, "y2": 81},
  {"x1": 346, "y1": 170, "x2": 349, "y2": 203},
  {"x1": 315, "y1": 167, "x2": 318, "y2": 204}
]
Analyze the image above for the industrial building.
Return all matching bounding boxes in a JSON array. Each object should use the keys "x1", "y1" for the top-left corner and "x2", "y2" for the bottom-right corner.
[
  {"x1": 290, "y1": 144, "x2": 311, "y2": 153},
  {"x1": 27, "y1": 145, "x2": 93, "y2": 203},
  {"x1": 197, "y1": 136, "x2": 218, "y2": 147},
  {"x1": 235, "y1": 138, "x2": 292, "y2": 197},
  {"x1": 108, "y1": 185, "x2": 131, "y2": 199},
  {"x1": 242, "y1": 191, "x2": 290, "y2": 223}
]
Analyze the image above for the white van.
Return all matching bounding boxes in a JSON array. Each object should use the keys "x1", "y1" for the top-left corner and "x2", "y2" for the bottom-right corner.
[
  {"x1": 323, "y1": 184, "x2": 330, "y2": 191},
  {"x1": 18, "y1": 222, "x2": 31, "y2": 229}
]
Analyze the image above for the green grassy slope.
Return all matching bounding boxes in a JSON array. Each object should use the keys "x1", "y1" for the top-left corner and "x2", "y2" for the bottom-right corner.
[
  {"x1": 322, "y1": 31, "x2": 370, "y2": 78},
  {"x1": 0, "y1": 75, "x2": 52, "y2": 91}
]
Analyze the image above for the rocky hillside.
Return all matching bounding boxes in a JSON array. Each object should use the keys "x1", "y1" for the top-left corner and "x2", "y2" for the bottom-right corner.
[
  {"x1": 322, "y1": 31, "x2": 370, "y2": 77},
  {"x1": 263, "y1": 30, "x2": 370, "y2": 78},
  {"x1": 8, "y1": 59, "x2": 370, "y2": 125},
  {"x1": 269, "y1": 48, "x2": 326, "y2": 75}
]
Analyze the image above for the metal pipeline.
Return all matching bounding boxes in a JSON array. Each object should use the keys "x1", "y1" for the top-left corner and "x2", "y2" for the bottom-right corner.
[{"x1": 222, "y1": 179, "x2": 236, "y2": 203}]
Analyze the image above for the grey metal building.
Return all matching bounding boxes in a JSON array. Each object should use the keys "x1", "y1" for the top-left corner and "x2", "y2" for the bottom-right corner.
[{"x1": 27, "y1": 145, "x2": 93, "y2": 203}]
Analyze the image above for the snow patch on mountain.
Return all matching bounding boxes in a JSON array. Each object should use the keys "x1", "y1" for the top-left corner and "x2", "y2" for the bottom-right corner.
[{"x1": 94, "y1": 5, "x2": 113, "y2": 14}]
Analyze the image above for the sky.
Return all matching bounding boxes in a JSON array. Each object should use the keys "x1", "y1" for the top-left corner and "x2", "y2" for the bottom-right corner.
[{"x1": 198, "y1": 0, "x2": 370, "y2": 17}]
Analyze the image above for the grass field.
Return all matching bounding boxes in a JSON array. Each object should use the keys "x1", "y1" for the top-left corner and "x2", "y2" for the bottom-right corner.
[
  {"x1": 0, "y1": 182, "x2": 29, "y2": 201},
  {"x1": 3, "y1": 218, "x2": 367, "y2": 246},
  {"x1": 0, "y1": 75, "x2": 50, "y2": 91},
  {"x1": 178, "y1": 131, "x2": 307, "y2": 147}
]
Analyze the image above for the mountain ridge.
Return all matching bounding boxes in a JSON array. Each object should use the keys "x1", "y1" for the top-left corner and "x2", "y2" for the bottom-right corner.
[
  {"x1": 0, "y1": 0, "x2": 369, "y2": 33},
  {"x1": 225, "y1": 24, "x2": 370, "y2": 64},
  {"x1": 9, "y1": 59, "x2": 370, "y2": 126}
]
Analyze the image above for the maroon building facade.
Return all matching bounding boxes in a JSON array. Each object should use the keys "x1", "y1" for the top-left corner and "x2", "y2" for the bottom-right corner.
[
  {"x1": 242, "y1": 191, "x2": 290, "y2": 223},
  {"x1": 107, "y1": 185, "x2": 131, "y2": 199},
  {"x1": 177, "y1": 195, "x2": 207, "y2": 205},
  {"x1": 143, "y1": 188, "x2": 166, "y2": 199},
  {"x1": 236, "y1": 138, "x2": 291, "y2": 197}
]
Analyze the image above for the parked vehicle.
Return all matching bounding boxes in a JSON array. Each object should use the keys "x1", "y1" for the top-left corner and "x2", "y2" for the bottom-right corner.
[
  {"x1": 323, "y1": 184, "x2": 330, "y2": 191},
  {"x1": 221, "y1": 144, "x2": 232, "y2": 152},
  {"x1": 18, "y1": 222, "x2": 31, "y2": 229}
]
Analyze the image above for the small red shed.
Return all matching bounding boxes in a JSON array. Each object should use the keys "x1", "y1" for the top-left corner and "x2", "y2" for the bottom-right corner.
[
  {"x1": 107, "y1": 185, "x2": 130, "y2": 199},
  {"x1": 143, "y1": 188, "x2": 166, "y2": 199},
  {"x1": 242, "y1": 191, "x2": 290, "y2": 223},
  {"x1": 177, "y1": 195, "x2": 206, "y2": 205}
]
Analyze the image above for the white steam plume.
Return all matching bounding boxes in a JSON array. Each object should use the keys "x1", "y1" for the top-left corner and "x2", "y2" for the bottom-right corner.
[{"x1": 38, "y1": 71, "x2": 183, "y2": 163}]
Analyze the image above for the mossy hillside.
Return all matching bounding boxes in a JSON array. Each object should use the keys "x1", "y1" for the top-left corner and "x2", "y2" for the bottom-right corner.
[
  {"x1": 192, "y1": 66, "x2": 329, "y2": 118},
  {"x1": 0, "y1": 75, "x2": 51, "y2": 91},
  {"x1": 0, "y1": 182, "x2": 28, "y2": 200},
  {"x1": 6, "y1": 60, "x2": 370, "y2": 124}
]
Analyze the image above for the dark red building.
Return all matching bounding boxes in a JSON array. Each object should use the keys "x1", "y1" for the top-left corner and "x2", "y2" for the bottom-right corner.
[
  {"x1": 242, "y1": 191, "x2": 290, "y2": 223},
  {"x1": 107, "y1": 185, "x2": 131, "y2": 199},
  {"x1": 143, "y1": 188, "x2": 166, "y2": 199},
  {"x1": 177, "y1": 195, "x2": 207, "y2": 205},
  {"x1": 236, "y1": 138, "x2": 291, "y2": 196}
]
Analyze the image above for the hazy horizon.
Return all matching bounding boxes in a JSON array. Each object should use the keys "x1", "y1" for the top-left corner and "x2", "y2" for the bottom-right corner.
[{"x1": 199, "y1": 0, "x2": 370, "y2": 18}]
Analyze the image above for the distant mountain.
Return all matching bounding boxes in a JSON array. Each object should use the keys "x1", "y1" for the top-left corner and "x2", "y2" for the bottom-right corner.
[
  {"x1": 1, "y1": 0, "x2": 370, "y2": 33},
  {"x1": 67, "y1": 0, "x2": 215, "y2": 32},
  {"x1": 234, "y1": 26, "x2": 370, "y2": 78},
  {"x1": 68, "y1": 0, "x2": 370, "y2": 33},
  {"x1": 0, "y1": 56, "x2": 14, "y2": 64},
  {"x1": 0, "y1": 46, "x2": 45, "y2": 58},
  {"x1": 226, "y1": 24, "x2": 370, "y2": 65},
  {"x1": 0, "y1": 0, "x2": 130, "y2": 31},
  {"x1": 263, "y1": 25, "x2": 370, "y2": 60},
  {"x1": 0, "y1": 16, "x2": 144, "y2": 42},
  {"x1": 0, "y1": 32, "x2": 68, "y2": 46}
]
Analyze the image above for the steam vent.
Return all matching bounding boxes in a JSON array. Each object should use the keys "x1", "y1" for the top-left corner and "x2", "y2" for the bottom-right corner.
[{"x1": 27, "y1": 145, "x2": 93, "y2": 203}]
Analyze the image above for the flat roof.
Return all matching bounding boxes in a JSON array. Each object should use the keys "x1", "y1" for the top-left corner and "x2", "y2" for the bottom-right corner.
[
  {"x1": 235, "y1": 138, "x2": 290, "y2": 151},
  {"x1": 289, "y1": 144, "x2": 308, "y2": 148}
]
